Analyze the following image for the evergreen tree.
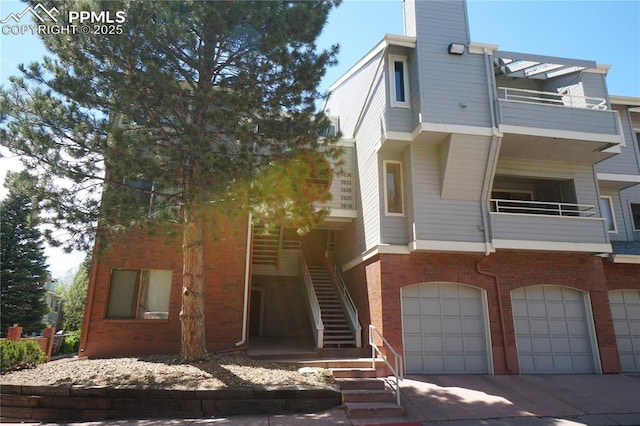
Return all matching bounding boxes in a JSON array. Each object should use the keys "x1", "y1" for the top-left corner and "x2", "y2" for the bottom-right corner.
[
  {"x1": 1, "y1": 1, "x2": 340, "y2": 360},
  {"x1": 0, "y1": 172, "x2": 50, "y2": 335},
  {"x1": 61, "y1": 255, "x2": 91, "y2": 332}
]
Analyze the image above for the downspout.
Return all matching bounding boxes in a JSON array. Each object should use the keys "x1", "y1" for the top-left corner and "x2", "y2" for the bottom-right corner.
[
  {"x1": 476, "y1": 256, "x2": 514, "y2": 373},
  {"x1": 235, "y1": 213, "x2": 252, "y2": 347},
  {"x1": 476, "y1": 48, "x2": 513, "y2": 373}
]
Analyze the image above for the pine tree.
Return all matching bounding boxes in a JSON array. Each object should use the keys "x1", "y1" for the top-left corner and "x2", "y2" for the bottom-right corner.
[
  {"x1": 0, "y1": 172, "x2": 50, "y2": 335},
  {"x1": 1, "y1": 1, "x2": 340, "y2": 360},
  {"x1": 60, "y1": 255, "x2": 91, "y2": 332}
]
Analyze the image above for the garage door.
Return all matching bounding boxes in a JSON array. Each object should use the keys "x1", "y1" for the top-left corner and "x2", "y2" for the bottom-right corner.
[
  {"x1": 402, "y1": 282, "x2": 490, "y2": 374},
  {"x1": 511, "y1": 286, "x2": 597, "y2": 374},
  {"x1": 609, "y1": 290, "x2": 640, "y2": 373}
]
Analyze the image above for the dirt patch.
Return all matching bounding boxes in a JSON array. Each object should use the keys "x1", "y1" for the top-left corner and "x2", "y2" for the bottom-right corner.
[{"x1": 0, "y1": 352, "x2": 334, "y2": 389}]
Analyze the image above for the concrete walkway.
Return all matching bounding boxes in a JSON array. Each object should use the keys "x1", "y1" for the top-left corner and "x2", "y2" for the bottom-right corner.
[{"x1": 6, "y1": 375, "x2": 640, "y2": 425}]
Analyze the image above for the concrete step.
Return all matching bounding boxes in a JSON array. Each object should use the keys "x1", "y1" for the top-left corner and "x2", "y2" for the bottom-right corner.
[
  {"x1": 331, "y1": 368, "x2": 377, "y2": 378},
  {"x1": 335, "y1": 378, "x2": 385, "y2": 391},
  {"x1": 341, "y1": 389, "x2": 396, "y2": 403},
  {"x1": 344, "y1": 402, "x2": 404, "y2": 418}
]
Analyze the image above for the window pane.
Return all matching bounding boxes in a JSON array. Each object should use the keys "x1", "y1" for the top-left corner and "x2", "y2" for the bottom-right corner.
[
  {"x1": 106, "y1": 270, "x2": 139, "y2": 318},
  {"x1": 394, "y1": 61, "x2": 406, "y2": 102},
  {"x1": 600, "y1": 198, "x2": 615, "y2": 231},
  {"x1": 386, "y1": 162, "x2": 403, "y2": 214},
  {"x1": 139, "y1": 270, "x2": 172, "y2": 319},
  {"x1": 631, "y1": 204, "x2": 640, "y2": 231}
]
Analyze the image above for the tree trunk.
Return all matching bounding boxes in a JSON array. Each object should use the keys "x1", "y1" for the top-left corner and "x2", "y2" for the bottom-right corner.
[{"x1": 180, "y1": 203, "x2": 208, "y2": 361}]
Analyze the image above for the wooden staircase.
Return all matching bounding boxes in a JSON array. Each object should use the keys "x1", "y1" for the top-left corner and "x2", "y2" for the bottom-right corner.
[
  {"x1": 308, "y1": 266, "x2": 356, "y2": 348},
  {"x1": 252, "y1": 226, "x2": 280, "y2": 266}
]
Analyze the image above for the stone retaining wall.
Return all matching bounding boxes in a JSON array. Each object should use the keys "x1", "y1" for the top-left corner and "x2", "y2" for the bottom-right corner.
[{"x1": 0, "y1": 384, "x2": 342, "y2": 422}]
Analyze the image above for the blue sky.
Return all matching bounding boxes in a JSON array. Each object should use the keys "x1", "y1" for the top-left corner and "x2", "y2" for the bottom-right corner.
[{"x1": 1, "y1": 0, "x2": 639, "y2": 277}]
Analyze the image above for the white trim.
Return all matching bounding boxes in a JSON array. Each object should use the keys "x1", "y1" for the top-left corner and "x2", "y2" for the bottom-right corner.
[
  {"x1": 235, "y1": 213, "x2": 252, "y2": 347},
  {"x1": 418, "y1": 122, "x2": 495, "y2": 138},
  {"x1": 584, "y1": 293, "x2": 603, "y2": 374},
  {"x1": 610, "y1": 254, "x2": 640, "y2": 264},
  {"x1": 410, "y1": 240, "x2": 488, "y2": 253},
  {"x1": 341, "y1": 244, "x2": 410, "y2": 271},
  {"x1": 490, "y1": 212, "x2": 605, "y2": 221},
  {"x1": 384, "y1": 131, "x2": 414, "y2": 141},
  {"x1": 583, "y1": 64, "x2": 610, "y2": 75},
  {"x1": 383, "y1": 160, "x2": 405, "y2": 216},
  {"x1": 597, "y1": 173, "x2": 640, "y2": 184},
  {"x1": 328, "y1": 34, "x2": 416, "y2": 93},
  {"x1": 468, "y1": 42, "x2": 499, "y2": 55},
  {"x1": 389, "y1": 55, "x2": 410, "y2": 108},
  {"x1": 610, "y1": 95, "x2": 640, "y2": 107},
  {"x1": 498, "y1": 124, "x2": 623, "y2": 145},
  {"x1": 327, "y1": 208, "x2": 358, "y2": 219},
  {"x1": 599, "y1": 195, "x2": 618, "y2": 234},
  {"x1": 492, "y1": 239, "x2": 612, "y2": 253},
  {"x1": 480, "y1": 289, "x2": 495, "y2": 375}
]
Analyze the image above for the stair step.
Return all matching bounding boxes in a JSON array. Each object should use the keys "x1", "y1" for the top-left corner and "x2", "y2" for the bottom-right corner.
[
  {"x1": 342, "y1": 389, "x2": 396, "y2": 403},
  {"x1": 336, "y1": 378, "x2": 385, "y2": 391},
  {"x1": 331, "y1": 368, "x2": 377, "y2": 378},
  {"x1": 344, "y1": 402, "x2": 404, "y2": 419}
]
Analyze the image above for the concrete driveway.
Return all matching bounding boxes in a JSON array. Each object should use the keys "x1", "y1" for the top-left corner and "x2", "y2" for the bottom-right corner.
[{"x1": 398, "y1": 374, "x2": 640, "y2": 425}]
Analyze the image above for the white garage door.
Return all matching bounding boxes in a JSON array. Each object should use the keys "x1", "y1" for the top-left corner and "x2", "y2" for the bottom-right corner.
[
  {"x1": 609, "y1": 290, "x2": 640, "y2": 373},
  {"x1": 402, "y1": 282, "x2": 490, "y2": 374},
  {"x1": 512, "y1": 286, "x2": 597, "y2": 374}
]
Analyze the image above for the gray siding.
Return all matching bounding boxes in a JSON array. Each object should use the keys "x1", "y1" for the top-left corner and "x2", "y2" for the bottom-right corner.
[
  {"x1": 404, "y1": 147, "x2": 415, "y2": 241},
  {"x1": 407, "y1": 0, "x2": 492, "y2": 128},
  {"x1": 325, "y1": 51, "x2": 384, "y2": 139},
  {"x1": 597, "y1": 107, "x2": 640, "y2": 175},
  {"x1": 380, "y1": 152, "x2": 409, "y2": 245},
  {"x1": 385, "y1": 46, "x2": 415, "y2": 133},
  {"x1": 600, "y1": 189, "x2": 628, "y2": 242},
  {"x1": 580, "y1": 72, "x2": 609, "y2": 100},
  {"x1": 490, "y1": 214, "x2": 608, "y2": 244},
  {"x1": 323, "y1": 144, "x2": 357, "y2": 213},
  {"x1": 346, "y1": 74, "x2": 387, "y2": 254},
  {"x1": 498, "y1": 100, "x2": 620, "y2": 135},
  {"x1": 411, "y1": 142, "x2": 485, "y2": 243},
  {"x1": 440, "y1": 134, "x2": 492, "y2": 201}
]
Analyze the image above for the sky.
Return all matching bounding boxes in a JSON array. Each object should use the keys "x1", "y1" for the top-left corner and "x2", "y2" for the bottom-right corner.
[{"x1": 1, "y1": 0, "x2": 639, "y2": 278}]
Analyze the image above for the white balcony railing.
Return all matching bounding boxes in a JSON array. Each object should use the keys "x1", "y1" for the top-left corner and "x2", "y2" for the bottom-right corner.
[
  {"x1": 491, "y1": 199, "x2": 597, "y2": 218},
  {"x1": 498, "y1": 87, "x2": 607, "y2": 110}
]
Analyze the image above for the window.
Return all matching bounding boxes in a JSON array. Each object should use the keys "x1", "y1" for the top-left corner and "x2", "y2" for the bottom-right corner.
[
  {"x1": 631, "y1": 203, "x2": 640, "y2": 231},
  {"x1": 600, "y1": 196, "x2": 617, "y2": 233},
  {"x1": 106, "y1": 269, "x2": 172, "y2": 320},
  {"x1": 384, "y1": 161, "x2": 404, "y2": 215},
  {"x1": 389, "y1": 56, "x2": 409, "y2": 108}
]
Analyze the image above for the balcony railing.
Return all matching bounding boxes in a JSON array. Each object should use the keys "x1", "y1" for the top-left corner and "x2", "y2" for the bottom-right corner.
[
  {"x1": 491, "y1": 199, "x2": 597, "y2": 218},
  {"x1": 498, "y1": 87, "x2": 607, "y2": 110}
]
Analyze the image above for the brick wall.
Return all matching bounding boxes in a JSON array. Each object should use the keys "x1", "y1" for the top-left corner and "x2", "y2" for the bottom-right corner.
[
  {"x1": 345, "y1": 250, "x2": 636, "y2": 375},
  {"x1": 80, "y1": 213, "x2": 248, "y2": 358}
]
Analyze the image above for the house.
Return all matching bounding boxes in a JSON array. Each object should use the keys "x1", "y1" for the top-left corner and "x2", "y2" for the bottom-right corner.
[
  {"x1": 43, "y1": 278, "x2": 64, "y2": 330},
  {"x1": 80, "y1": 0, "x2": 639, "y2": 375}
]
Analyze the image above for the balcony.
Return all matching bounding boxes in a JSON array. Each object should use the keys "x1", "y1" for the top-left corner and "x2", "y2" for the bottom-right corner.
[
  {"x1": 489, "y1": 199, "x2": 610, "y2": 253},
  {"x1": 493, "y1": 52, "x2": 624, "y2": 163}
]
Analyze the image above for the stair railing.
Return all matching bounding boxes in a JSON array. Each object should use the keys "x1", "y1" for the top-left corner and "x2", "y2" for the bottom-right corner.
[
  {"x1": 326, "y1": 253, "x2": 362, "y2": 348},
  {"x1": 369, "y1": 324, "x2": 403, "y2": 405},
  {"x1": 300, "y1": 253, "x2": 324, "y2": 348}
]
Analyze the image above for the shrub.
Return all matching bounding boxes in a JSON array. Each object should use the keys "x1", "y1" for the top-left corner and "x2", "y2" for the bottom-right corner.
[
  {"x1": 61, "y1": 330, "x2": 81, "y2": 354},
  {"x1": 0, "y1": 339, "x2": 46, "y2": 372}
]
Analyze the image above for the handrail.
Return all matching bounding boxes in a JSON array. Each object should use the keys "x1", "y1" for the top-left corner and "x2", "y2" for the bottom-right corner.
[
  {"x1": 491, "y1": 198, "x2": 597, "y2": 218},
  {"x1": 498, "y1": 87, "x2": 608, "y2": 110},
  {"x1": 325, "y1": 253, "x2": 362, "y2": 348},
  {"x1": 299, "y1": 254, "x2": 324, "y2": 348},
  {"x1": 369, "y1": 324, "x2": 403, "y2": 406}
]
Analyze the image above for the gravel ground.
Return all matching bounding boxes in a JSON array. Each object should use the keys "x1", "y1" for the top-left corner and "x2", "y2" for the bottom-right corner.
[{"x1": 0, "y1": 352, "x2": 335, "y2": 389}]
